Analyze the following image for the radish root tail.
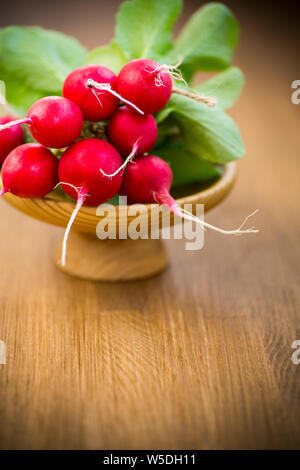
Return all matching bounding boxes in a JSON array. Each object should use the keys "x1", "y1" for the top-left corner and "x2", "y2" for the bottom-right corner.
[
  {"x1": 155, "y1": 191, "x2": 259, "y2": 236},
  {"x1": 146, "y1": 59, "x2": 217, "y2": 107},
  {"x1": 91, "y1": 87, "x2": 104, "y2": 108},
  {"x1": 60, "y1": 186, "x2": 88, "y2": 267},
  {"x1": 100, "y1": 139, "x2": 140, "y2": 178},
  {"x1": 86, "y1": 79, "x2": 144, "y2": 115},
  {"x1": 148, "y1": 59, "x2": 188, "y2": 88},
  {"x1": 177, "y1": 207, "x2": 259, "y2": 235},
  {"x1": 0, "y1": 117, "x2": 32, "y2": 131}
]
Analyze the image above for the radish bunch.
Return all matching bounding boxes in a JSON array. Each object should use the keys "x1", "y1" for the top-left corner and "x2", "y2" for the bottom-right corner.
[{"x1": 0, "y1": 59, "x2": 257, "y2": 266}]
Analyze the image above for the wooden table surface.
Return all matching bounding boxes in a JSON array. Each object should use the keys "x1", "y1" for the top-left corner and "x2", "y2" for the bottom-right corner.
[{"x1": 0, "y1": 1, "x2": 299, "y2": 450}]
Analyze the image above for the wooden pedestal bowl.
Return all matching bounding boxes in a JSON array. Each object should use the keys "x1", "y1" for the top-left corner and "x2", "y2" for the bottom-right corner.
[{"x1": 1, "y1": 162, "x2": 236, "y2": 281}]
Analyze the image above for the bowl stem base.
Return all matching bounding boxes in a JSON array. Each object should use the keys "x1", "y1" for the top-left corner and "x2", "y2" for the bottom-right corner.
[{"x1": 55, "y1": 231, "x2": 169, "y2": 282}]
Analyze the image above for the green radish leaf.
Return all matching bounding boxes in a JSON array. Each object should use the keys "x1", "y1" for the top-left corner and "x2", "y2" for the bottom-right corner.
[
  {"x1": 85, "y1": 40, "x2": 127, "y2": 74},
  {"x1": 0, "y1": 26, "x2": 86, "y2": 93},
  {"x1": 155, "y1": 139, "x2": 221, "y2": 186},
  {"x1": 0, "y1": 73, "x2": 47, "y2": 116},
  {"x1": 169, "y1": 93, "x2": 245, "y2": 164},
  {"x1": 155, "y1": 105, "x2": 175, "y2": 124},
  {"x1": 156, "y1": 67, "x2": 244, "y2": 124},
  {"x1": 170, "y1": 3, "x2": 239, "y2": 78},
  {"x1": 105, "y1": 194, "x2": 122, "y2": 206},
  {"x1": 115, "y1": 0, "x2": 182, "y2": 61},
  {"x1": 195, "y1": 66, "x2": 244, "y2": 109},
  {"x1": 155, "y1": 115, "x2": 179, "y2": 147}
]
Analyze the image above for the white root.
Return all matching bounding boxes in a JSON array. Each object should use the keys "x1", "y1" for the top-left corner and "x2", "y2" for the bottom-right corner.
[
  {"x1": 100, "y1": 139, "x2": 140, "y2": 178},
  {"x1": 91, "y1": 87, "x2": 104, "y2": 108},
  {"x1": 146, "y1": 59, "x2": 217, "y2": 108},
  {"x1": 86, "y1": 79, "x2": 144, "y2": 115},
  {"x1": 148, "y1": 59, "x2": 188, "y2": 88},
  {"x1": 174, "y1": 206, "x2": 259, "y2": 235},
  {"x1": 0, "y1": 117, "x2": 32, "y2": 131},
  {"x1": 54, "y1": 181, "x2": 81, "y2": 192},
  {"x1": 56, "y1": 184, "x2": 88, "y2": 267},
  {"x1": 154, "y1": 190, "x2": 259, "y2": 235}
]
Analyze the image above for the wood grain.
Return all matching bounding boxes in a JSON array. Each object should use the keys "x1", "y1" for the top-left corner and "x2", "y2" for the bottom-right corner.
[
  {"x1": 0, "y1": 0, "x2": 300, "y2": 450},
  {"x1": 55, "y1": 235, "x2": 169, "y2": 281}
]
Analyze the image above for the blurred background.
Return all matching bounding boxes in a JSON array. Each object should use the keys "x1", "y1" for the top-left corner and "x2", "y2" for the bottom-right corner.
[
  {"x1": 0, "y1": 0, "x2": 300, "y2": 450},
  {"x1": 0, "y1": 0, "x2": 299, "y2": 57}
]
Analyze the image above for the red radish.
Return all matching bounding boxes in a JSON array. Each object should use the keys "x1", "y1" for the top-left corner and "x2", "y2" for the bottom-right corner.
[
  {"x1": 101, "y1": 106, "x2": 158, "y2": 177},
  {"x1": 59, "y1": 138, "x2": 123, "y2": 206},
  {"x1": 86, "y1": 59, "x2": 212, "y2": 116},
  {"x1": 63, "y1": 65, "x2": 119, "y2": 121},
  {"x1": 86, "y1": 78, "x2": 144, "y2": 115},
  {"x1": 0, "y1": 115, "x2": 24, "y2": 164},
  {"x1": 0, "y1": 97, "x2": 83, "y2": 149},
  {"x1": 117, "y1": 59, "x2": 173, "y2": 114},
  {"x1": 108, "y1": 107, "x2": 157, "y2": 156},
  {"x1": 117, "y1": 58, "x2": 217, "y2": 111},
  {"x1": 120, "y1": 155, "x2": 259, "y2": 236},
  {"x1": 0, "y1": 143, "x2": 58, "y2": 198},
  {"x1": 58, "y1": 138, "x2": 123, "y2": 266}
]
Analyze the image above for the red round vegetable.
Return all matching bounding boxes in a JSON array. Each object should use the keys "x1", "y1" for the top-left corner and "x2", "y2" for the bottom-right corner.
[
  {"x1": 117, "y1": 59, "x2": 173, "y2": 114},
  {"x1": 27, "y1": 96, "x2": 83, "y2": 148},
  {"x1": 121, "y1": 155, "x2": 173, "y2": 204},
  {"x1": 0, "y1": 115, "x2": 24, "y2": 164},
  {"x1": 1, "y1": 143, "x2": 58, "y2": 198},
  {"x1": 63, "y1": 65, "x2": 119, "y2": 121},
  {"x1": 107, "y1": 106, "x2": 157, "y2": 156},
  {"x1": 58, "y1": 138, "x2": 123, "y2": 266},
  {"x1": 0, "y1": 97, "x2": 83, "y2": 149},
  {"x1": 58, "y1": 138, "x2": 123, "y2": 207}
]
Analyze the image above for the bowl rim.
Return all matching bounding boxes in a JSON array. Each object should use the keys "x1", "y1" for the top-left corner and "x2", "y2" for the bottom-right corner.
[
  {"x1": 1, "y1": 162, "x2": 237, "y2": 232},
  {"x1": 45, "y1": 161, "x2": 237, "y2": 212}
]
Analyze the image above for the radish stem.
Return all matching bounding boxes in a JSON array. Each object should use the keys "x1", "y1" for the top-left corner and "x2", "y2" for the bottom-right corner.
[{"x1": 172, "y1": 87, "x2": 217, "y2": 107}]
